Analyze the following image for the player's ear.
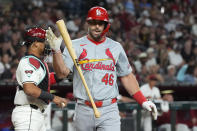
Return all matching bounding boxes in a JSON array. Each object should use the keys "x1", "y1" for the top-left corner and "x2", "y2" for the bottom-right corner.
[{"x1": 31, "y1": 41, "x2": 39, "y2": 49}]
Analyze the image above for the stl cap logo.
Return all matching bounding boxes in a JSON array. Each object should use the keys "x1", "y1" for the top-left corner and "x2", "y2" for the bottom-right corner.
[{"x1": 96, "y1": 9, "x2": 101, "y2": 16}]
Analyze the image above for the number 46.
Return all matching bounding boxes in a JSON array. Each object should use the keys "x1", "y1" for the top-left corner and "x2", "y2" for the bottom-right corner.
[{"x1": 102, "y1": 73, "x2": 114, "y2": 86}]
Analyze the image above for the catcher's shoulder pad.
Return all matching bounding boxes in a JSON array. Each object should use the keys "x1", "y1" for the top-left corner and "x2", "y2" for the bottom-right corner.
[{"x1": 28, "y1": 57, "x2": 40, "y2": 69}]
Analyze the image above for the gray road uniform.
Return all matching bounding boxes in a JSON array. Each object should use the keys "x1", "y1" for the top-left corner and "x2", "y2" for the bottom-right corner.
[{"x1": 62, "y1": 36, "x2": 132, "y2": 131}]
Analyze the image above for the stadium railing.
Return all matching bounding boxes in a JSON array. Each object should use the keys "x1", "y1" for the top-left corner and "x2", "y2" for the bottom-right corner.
[{"x1": 52, "y1": 101, "x2": 197, "y2": 131}]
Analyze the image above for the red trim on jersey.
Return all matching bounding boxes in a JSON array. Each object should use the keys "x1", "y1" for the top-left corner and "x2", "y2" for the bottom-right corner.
[
  {"x1": 86, "y1": 35, "x2": 106, "y2": 45},
  {"x1": 50, "y1": 72, "x2": 56, "y2": 85},
  {"x1": 29, "y1": 58, "x2": 40, "y2": 69},
  {"x1": 133, "y1": 90, "x2": 147, "y2": 106}
]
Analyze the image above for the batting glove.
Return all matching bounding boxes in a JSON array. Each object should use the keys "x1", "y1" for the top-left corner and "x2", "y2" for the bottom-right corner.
[
  {"x1": 46, "y1": 27, "x2": 62, "y2": 52},
  {"x1": 142, "y1": 101, "x2": 158, "y2": 120}
]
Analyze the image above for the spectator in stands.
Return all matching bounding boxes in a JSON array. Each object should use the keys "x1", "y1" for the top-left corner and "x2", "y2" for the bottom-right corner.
[
  {"x1": 145, "y1": 47, "x2": 157, "y2": 70},
  {"x1": 163, "y1": 65, "x2": 178, "y2": 85},
  {"x1": 192, "y1": 44, "x2": 197, "y2": 63},
  {"x1": 140, "y1": 74, "x2": 161, "y2": 131},
  {"x1": 0, "y1": 40, "x2": 16, "y2": 57},
  {"x1": 148, "y1": 65, "x2": 164, "y2": 83},
  {"x1": 1, "y1": 53, "x2": 11, "y2": 72},
  {"x1": 134, "y1": 52, "x2": 148, "y2": 73},
  {"x1": 177, "y1": 57, "x2": 197, "y2": 84},
  {"x1": 138, "y1": 25, "x2": 150, "y2": 49},
  {"x1": 124, "y1": 0, "x2": 135, "y2": 15},
  {"x1": 139, "y1": 64, "x2": 149, "y2": 85},
  {"x1": 16, "y1": 45, "x2": 27, "y2": 60},
  {"x1": 191, "y1": 16, "x2": 197, "y2": 36},
  {"x1": 157, "y1": 36, "x2": 169, "y2": 70},
  {"x1": 157, "y1": 89, "x2": 193, "y2": 131},
  {"x1": 0, "y1": 58, "x2": 5, "y2": 78},
  {"x1": 181, "y1": 39, "x2": 193, "y2": 63},
  {"x1": 1, "y1": 63, "x2": 17, "y2": 81},
  {"x1": 66, "y1": 16, "x2": 82, "y2": 38},
  {"x1": 168, "y1": 45, "x2": 185, "y2": 69},
  {"x1": 67, "y1": 16, "x2": 82, "y2": 33},
  {"x1": 38, "y1": 11, "x2": 54, "y2": 28},
  {"x1": 134, "y1": 52, "x2": 149, "y2": 85},
  {"x1": 140, "y1": 74, "x2": 161, "y2": 101},
  {"x1": 157, "y1": 90, "x2": 174, "y2": 131},
  {"x1": 139, "y1": 0, "x2": 152, "y2": 9},
  {"x1": 191, "y1": 110, "x2": 197, "y2": 131},
  {"x1": 126, "y1": 40, "x2": 140, "y2": 60}
]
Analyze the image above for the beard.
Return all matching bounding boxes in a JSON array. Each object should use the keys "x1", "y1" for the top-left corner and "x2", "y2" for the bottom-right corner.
[{"x1": 88, "y1": 28, "x2": 103, "y2": 41}]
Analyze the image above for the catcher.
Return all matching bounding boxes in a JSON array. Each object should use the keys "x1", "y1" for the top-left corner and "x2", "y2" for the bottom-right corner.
[{"x1": 11, "y1": 27, "x2": 68, "y2": 131}]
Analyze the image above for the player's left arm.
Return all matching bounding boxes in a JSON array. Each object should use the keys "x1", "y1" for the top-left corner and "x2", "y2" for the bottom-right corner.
[
  {"x1": 116, "y1": 44, "x2": 157, "y2": 120},
  {"x1": 120, "y1": 73, "x2": 141, "y2": 96},
  {"x1": 120, "y1": 72, "x2": 158, "y2": 120}
]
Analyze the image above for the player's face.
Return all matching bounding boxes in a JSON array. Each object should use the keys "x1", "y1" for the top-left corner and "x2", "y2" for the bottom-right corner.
[
  {"x1": 37, "y1": 42, "x2": 45, "y2": 55},
  {"x1": 150, "y1": 80, "x2": 157, "y2": 87},
  {"x1": 88, "y1": 20, "x2": 105, "y2": 41}
]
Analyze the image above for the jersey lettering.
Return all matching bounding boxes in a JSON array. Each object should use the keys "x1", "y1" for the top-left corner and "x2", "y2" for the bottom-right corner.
[
  {"x1": 81, "y1": 62, "x2": 115, "y2": 71},
  {"x1": 102, "y1": 73, "x2": 108, "y2": 85},
  {"x1": 101, "y1": 73, "x2": 114, "y2": 86}
]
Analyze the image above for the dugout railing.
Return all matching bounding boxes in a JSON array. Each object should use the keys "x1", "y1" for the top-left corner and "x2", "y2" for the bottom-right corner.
[{"x1": 52, "y1": 101, "x2": 197, "y2": 131}]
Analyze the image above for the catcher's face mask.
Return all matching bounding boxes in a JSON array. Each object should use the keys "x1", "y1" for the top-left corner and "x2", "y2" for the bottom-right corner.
[{"x1": 43, "y1": 43, "x2": 52, "y2": 56}]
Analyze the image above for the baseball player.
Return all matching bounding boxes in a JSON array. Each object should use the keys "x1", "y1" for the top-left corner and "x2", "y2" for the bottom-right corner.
[
  {"x1": 140, "y1": 75, "x2": 161, "y2": 131},
  {"x1": 11, "y1": 27, "x2": 68, "y2": 131},
  {"x1": 46, "y1": 6, "x2": 158, "y2": 131}
]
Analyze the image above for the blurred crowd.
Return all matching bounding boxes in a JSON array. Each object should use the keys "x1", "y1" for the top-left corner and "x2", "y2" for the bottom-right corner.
[{"x1": 0, "y1": 0, "x2": 197, "y2": 86}]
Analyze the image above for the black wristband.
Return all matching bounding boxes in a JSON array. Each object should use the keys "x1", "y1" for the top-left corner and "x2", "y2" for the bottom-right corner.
[
  {"x1": 38, "y1": 90, "x2": 54, "y2": 101},
  {"x1": 54, "y1": 73, "x2": 63, "y2": 83}
]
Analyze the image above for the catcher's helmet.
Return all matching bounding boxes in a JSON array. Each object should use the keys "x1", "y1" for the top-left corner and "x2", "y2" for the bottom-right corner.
[
  {"x1": 23, "y1": 27, "x2": 46, "y2": 46},
  {"x1": 86, "y1": 6, "x2": 110, "y2": 36},
  {"x1": 23, "y1": 27, "x2": 51, "y2": 55}
]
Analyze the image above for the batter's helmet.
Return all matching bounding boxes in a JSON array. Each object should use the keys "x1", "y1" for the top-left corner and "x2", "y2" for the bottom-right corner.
[
  {"x1": 86, "y1": 6, "x2": 110, "y2": 36},
  {"x1": 23, "y1": 27, "x2": 46, "y2": 46}
]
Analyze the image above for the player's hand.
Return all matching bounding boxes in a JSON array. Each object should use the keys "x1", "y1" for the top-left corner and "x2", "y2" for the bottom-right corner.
[
  {"x1": 53, "y1": 95, "x2": 69, "y2": 108},
  {"x1": 142, "y1": 101, "x2": 158, "y2": 120},
  {"x1": 46, "y1": 27, "x2": 62, "y2": 52}
]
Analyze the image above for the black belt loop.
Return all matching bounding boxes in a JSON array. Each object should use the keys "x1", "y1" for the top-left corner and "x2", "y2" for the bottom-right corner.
[
  {"x1": 18, "y1": 85, "x2": 23, "y2": 90},
  {"x1": 30, "y1": 104, "x2": 38, "y2": 110},
  {"x1": 30, "y1": 104, "x2": 45, "y2": 113}
]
